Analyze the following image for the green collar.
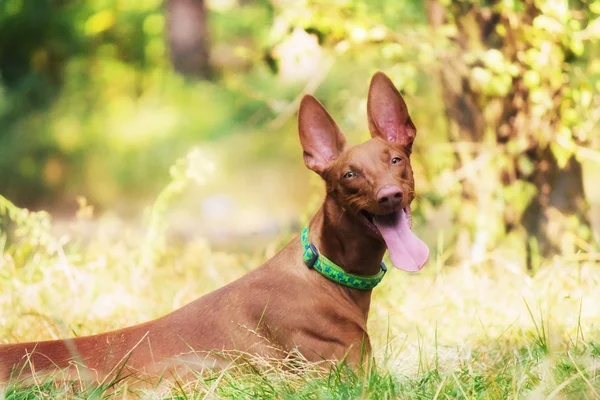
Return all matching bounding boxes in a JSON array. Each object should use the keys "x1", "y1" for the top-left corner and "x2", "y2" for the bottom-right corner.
[{"x1": 301, "y1": 226, "x2": 387, "y2": 290}]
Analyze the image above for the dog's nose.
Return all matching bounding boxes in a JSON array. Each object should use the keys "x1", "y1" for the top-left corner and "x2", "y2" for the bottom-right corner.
[{"x1": 377, "y1": 185, "x2": 403, "y2": 209}]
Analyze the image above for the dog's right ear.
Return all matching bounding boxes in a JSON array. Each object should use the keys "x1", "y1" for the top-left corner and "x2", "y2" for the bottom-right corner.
[{"x1": 298, "y1": 95, "x2": 347, "y2": 177}]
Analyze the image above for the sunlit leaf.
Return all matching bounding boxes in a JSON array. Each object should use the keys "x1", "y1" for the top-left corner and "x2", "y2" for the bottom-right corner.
[
  {"x1": 530, "y1": 88, "x2": 551, "y2": 106},
  {"x1": 569, "y1": 39, "x2": 584, "y2": 56},
  {"x1": 489, "y1": 74, "x2": 512, "y2": 97},
  {"x1": 517, "y1": 155, "x2": 534, "y2": 177},
  {"x1": 5, "y1": 0, "x2": 23, "y2": 16},
  {"x1": 524, "y1": 70, "x2": 541, "y2": 88},
  {"x1": 507, "y1": 63, "x2": 521, "y2": 77},
  {"x1": 472, "y1": 67, "x2": 492, "y2": 87},
  {"x1": 550, "y1": 142, "x2": 572, "y2": 169},
  {"x1": 578, "y1": 17, "x2": 600, "y2": 39},
  {"x1": 369, "y1": 25, "x2": 387, "y2": 41},
  {"x1": 143, "y1": 14, "x2": 164, "y2": 36},
  {"x1": 539, "y1": 0, "x2": 569, "y2": 22},
  {"x1": 350, "y1": 25, "x2": 368, "y2": 43},
  {"x1": 483, "y1": 49, "x2": 505, "y2": 72},
  {"x1": 84, "y1": 10, "x2": 116, "y2": 36},
  {"x1": 551, "y1": 128, "x2": 575, "y2": 168},
  {"x1": 533, "y1": 15, "x2": 564, "y2": 34},
  {"x1": 562, "y1": 108, "x2": 578, "y2": 126},
  {"x1": 381, "y1": 43, "x2": 404, "y2": 59},
  {"x1": 590, "y1": 60, "x2": 600, "y2": 74},
  {"x1": 580, "y1": 89, "x2": 592, "y2": 108},
  {"x1": 145, "y1": 39, "x2": 165, "y2": 60}
]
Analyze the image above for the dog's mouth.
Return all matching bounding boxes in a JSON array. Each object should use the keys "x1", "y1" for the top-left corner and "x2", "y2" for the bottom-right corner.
[
  {"x1": 359, "y1": 207, "x2": 429, "y2": 272},
  {"x1": 360, "y1": 207, "x2": 413, "y2": 236}
]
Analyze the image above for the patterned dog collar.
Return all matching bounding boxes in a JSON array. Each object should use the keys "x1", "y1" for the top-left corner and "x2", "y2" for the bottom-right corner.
[{"x1": 301, "y1": 226, "x2": 387, "y2": 290}]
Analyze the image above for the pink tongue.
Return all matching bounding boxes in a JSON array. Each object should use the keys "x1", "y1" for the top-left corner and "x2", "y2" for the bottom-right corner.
[{"x1": 373, "y1": 209, "x2": 429, "y2": 272}]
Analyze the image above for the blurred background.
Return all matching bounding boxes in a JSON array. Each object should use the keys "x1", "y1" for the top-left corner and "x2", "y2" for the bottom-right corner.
[
  {"x1": 1, "y1": 0, "x2": 599, "y2": 258},
  {"x1": 1, "y1": 0, "x2": 600, "y2": 361}
]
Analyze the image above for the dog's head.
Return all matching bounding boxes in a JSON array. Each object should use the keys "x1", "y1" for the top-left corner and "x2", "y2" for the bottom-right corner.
[{"x1": 298, "y1": 72, "x2": 429, "y2": 272}]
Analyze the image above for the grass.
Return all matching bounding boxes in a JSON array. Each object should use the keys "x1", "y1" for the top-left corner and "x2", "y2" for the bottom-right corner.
[
  {"x1": 2, "y1": 339, "x2": 600, "y2": 399},
  {"x1": 1, "y1": 152, "x2": 600, "y2": 399}
]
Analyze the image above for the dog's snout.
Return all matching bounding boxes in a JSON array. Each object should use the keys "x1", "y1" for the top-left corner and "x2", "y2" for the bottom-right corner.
[{"x1": 377, "y1": 185, "x2": 403, "y2": 209}]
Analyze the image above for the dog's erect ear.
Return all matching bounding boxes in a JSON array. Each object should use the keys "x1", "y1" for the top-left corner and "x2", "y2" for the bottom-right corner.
[
  {"x1": 298, "y1": 95, "x2": 347, "y2": 176},
  {"x1": 367, "y1": 71, "x2": 417, "y2": 152}
]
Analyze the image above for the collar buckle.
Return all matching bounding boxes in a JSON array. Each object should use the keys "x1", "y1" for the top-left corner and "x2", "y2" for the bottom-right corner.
[
  {"x1": 380, "y1": 261, "x2": 388, "y2": 273},
  {"x1": 304, "y1": 243, "x2": 319, "y2": 269}
]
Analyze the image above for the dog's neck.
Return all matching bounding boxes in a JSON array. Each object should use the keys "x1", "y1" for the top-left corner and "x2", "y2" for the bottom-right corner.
[
  {"x1": 308, "y1": 193, "x2": 386, "y2": 276},
  {"x1": 306, "y1": 195, "x2": 386, "y2": 317}
]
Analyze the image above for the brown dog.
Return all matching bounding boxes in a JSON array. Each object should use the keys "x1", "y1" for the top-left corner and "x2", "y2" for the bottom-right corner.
[{"x1": 0, "y1": 72, "x2": 429, "y2": 383}]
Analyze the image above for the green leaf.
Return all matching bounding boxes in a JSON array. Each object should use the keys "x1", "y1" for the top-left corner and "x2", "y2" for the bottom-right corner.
[
  {"x1": 570, "y1": 39, "x2": 584, "y2": 56},
  {"x1": 533, "y1": 15, "x2": 564, "y2": 34},
  {"x1": 580, "y1": 89, "x2": 592, "y2": 108},
  {"x1": 524, "y1": 70, "x2": 540, "y2": 88},
  {"x1": 143, "y1": 14, "x2": 164, "y2": 36},
  {"x1": 483, "y1": 49, "x2": 505, "y2": 72},
  {"x1": 517, "y1": 155, "x2": 535, "y2": 177},
  {"x1": 550, "y1": 140, "x2": 573, "y2": 169},
  {"x1": 85, "y1": 10, "x2": 116, "y2": 36},
  {"x1": 472, "y1": 67, "x2": 492, "y2": 86}
]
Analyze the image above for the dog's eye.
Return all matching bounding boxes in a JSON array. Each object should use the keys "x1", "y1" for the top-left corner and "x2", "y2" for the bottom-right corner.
[
  {"x1": 391, "y1": 157, "x2": 402, "y2": 164},
  {"x1": 343, "y1": 171, "x2": 356, "y2": 179}
]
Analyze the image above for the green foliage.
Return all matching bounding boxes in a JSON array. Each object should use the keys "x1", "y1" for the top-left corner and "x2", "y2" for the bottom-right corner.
[
  {"x1": 1, "y1": 1, "x2": 598, "y2": 264},
  {"x1": 0, "y1": 0, "x2": 276, "y2": 208}
]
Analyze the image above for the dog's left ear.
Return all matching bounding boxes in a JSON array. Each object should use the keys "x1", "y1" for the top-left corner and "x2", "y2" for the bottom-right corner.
[{"x1": 367, "y1": 71, "x2": 417, "y2": 152}]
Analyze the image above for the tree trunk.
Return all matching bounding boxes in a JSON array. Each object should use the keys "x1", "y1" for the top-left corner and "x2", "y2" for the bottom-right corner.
[
  {"x1": 166, "y1": 0, "x2": 211, "y2": 79},
  {"x1": 522, "y1": 150, "x2": 590, "y2": 269}
]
